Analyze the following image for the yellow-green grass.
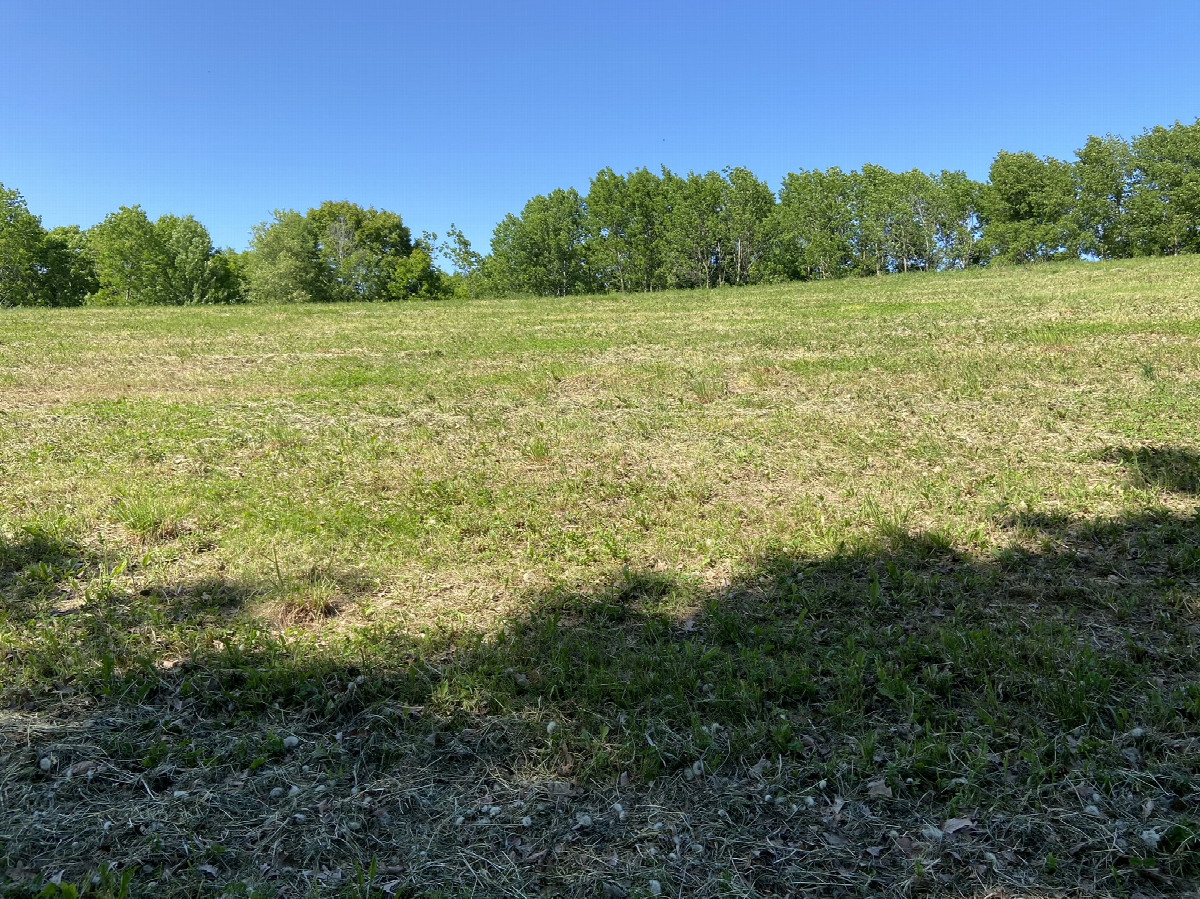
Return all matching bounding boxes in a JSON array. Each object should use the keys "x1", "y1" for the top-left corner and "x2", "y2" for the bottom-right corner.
[{"x1": 1, "y1": 256, "x2": 1198, "y2": 897}]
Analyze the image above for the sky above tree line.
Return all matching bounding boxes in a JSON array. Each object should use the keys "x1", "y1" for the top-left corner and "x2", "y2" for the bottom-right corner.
[{"x1": 4, "y1": 0, "x2": 1198, "y2": 254}]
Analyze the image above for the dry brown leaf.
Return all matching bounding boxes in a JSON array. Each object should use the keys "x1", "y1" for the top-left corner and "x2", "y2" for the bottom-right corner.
[
  {"x1": 943, "y1": 817, "x2": 973, "y2": 834},
  {"x1": 543, "y1": 780, "x2": 576, "y2": 796},
  {"x1": 867, "y1": 779, "x2": 892, "y2": 799}
]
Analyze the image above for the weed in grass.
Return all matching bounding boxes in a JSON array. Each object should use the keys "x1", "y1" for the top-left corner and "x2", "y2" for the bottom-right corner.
[
  {"x1": 524, "y1": 435, "x2": 551, "y2": 462},
  {"x1": 266, "y1": 549, "x2": 342, "y2": 622},
  {"x1": 109, "y1": 493, "x2": 187, "y2": 544},
  {"x1": 688, "y1": 374, "x2": 726, "y2": 405}
]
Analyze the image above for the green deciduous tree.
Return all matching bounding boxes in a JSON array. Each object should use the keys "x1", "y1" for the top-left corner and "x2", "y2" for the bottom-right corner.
[
  {"x1": 483, "y1": 213, "x2": 522, "y2": 295},
  {"x1": 40, "y1": 225, "x2": 97, "y2": 307},
  {"x1": 980, "y1": 151, "x2": 1082, "y2": 263},
  {"x1": 585, "y1": 167, "x2": 677, "y2": 293},
  {"x1": 1126, "y1": 119, "x2": 1200, "y2": 256},
  {"x1": 385, "y1": 240, "x2": 445, "y2": 300},
  {"x1": 87, "y1": 206, "x2": 170, "y2": 305},
  {"x1": 0, "y1": 183, "x2": 49, "y2": 307},
  {"x1": 660, "y1": 169, "x2": 725, "y2": 289},
  {"x1": 622, "y1": 168, "x2": 669, "y2": 292},
  {"x1": 721, "y1": 167, "x2": 775, "y2": 286},
  {"x1": 585, "y1": 167, "x2": 638, "y2": 294},
  {"x1": 308, "y1": 201, "x2": 417, "y2": 301},
  {"x1": 247, "y1": 211, "x2": 324, "y2": 304},
  {"x1": 155, "y1": 215, "x2": 243, "y2": 304},
  {"x1": 439, "y1": 224, "x2": 486, "y2": 298},
  {"x1": 1074, "y1": 135, "x2": 1133, "y2": 259},
  {"x1": 89, "y1": 207, "x2": 240, "y2": 305},
  {"x1": 488, "y1": 189, "x2": 592, "y2": 296},
  {"x1": 933, "y1": 171, "x2": 986, "y2": 269},
  {"x1": 851, "y1": 165, "x2": 940, "y2": 275},
  {"x1": 247, "y1": 202, "x2": 440, "y2": 303},
  {"x1": 764, "y1": 168, "x2": 856, "y2": 281}
]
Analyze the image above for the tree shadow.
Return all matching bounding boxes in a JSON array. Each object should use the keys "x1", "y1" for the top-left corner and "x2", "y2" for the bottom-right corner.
[
  {"x1": 0, "y1": 523, "x2": 86, "y2": 580},
  {"x1": 1, "y1": 524, "x2": 97, "y2": 624},
  {"x1": 1102, "y1": 444, "x2": 1200, "y2": 495},
  {"x1": 1, "y1": 505, "x2": 1198, "y2": 897}
]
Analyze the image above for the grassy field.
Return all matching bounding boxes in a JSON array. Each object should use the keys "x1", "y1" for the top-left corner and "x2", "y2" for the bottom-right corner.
[{"x1": 1, "y1": 256, "x2": 1199, "y2": 898}]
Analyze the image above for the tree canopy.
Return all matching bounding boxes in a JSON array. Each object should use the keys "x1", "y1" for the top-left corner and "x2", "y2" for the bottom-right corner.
[
  {"x1": 248, "y1": 202, "x2": 442, "y2": 304},
  {"x1": 0, "y1": 184, "x2": 49, "y2": 307},
  {"x1": 1, "y1": 184, "x2": 95, "y2": 307},
  {"x1": 473, "y1": 118, "x2": 1200, "y2": 296}
]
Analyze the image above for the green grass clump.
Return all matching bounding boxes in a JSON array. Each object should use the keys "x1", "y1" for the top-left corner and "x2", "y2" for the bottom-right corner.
[{"x1": 1, "y1": 255, "x2": 1199, "y2": 897}]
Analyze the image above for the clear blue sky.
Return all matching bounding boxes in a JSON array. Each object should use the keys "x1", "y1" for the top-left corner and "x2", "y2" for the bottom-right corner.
[{"x1": 4, "y1": 1, "x2": 1198, "y2": 255}]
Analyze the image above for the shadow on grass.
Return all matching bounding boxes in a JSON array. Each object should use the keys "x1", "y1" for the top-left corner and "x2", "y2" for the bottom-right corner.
[
  {"x1": 1103, "y1": 444, "x2": 1200, "y2": 495},
  {"x1": 0, "y1": 523, "x2": 85, "y2": 581},
  {"x1": 1, "y1": 505, "x2": 1198, "y2": 897}
]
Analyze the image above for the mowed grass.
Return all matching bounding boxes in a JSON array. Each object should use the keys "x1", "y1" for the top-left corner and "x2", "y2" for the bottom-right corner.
[{"x1": 1, "y1": 256, "x2": 1199, "y2": 898}]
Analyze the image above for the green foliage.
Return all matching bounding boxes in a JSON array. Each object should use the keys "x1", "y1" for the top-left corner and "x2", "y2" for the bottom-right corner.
[
  {"x1": 87, "y1": 206, "x2": 239, "y2": 305},
  {"x1": 0, "y1": 187, "x2": 97, "y2": 307},
  {"x1": 247, "y1": 210, "x2": 323, "y2": 303},
  {"x1": 438, "y1": 224, "x2": 486, "y2": 298},
  {"x1": 585, "y1": 167, "x2": 669, "y2": 293},
  {"x1": 155, "y1": 215, "x2": 242, "y2": 305},
  {"x1": 935, "y1": 170, "x2": 987, "y2": 268},
  {"x1": 624, "y1": 167, "x2": 671, "y2": 291},
  {"x1": 473, "y1": 117, "x2": 1199, "y2": 293},
  {"x1": 1127, "y1": 119, "x2": 1200, "y2": 256},
  {"x1": 40, "y1": 226, "x2": 98, "y2": 307},
  {"x1": 247, "y1": 202, "x2": 443, "y2": 303},
  {"x1": 489, "y1": 163, "x2": 986, "y2": 293},
  {"x1": 586, "y1": 167, "x2": 646, "y2": 293},
  {"x1": 660, "y1": 168, "x2": 727, "y2": 288},
  {"x1": 764, "y1": 167, "x2": 856, "y2": 280},
  {"x1": 385, "y1": 241, "x2": 445, "y2": 300},
  {"x1": 86, "y1": 206, "x2": 168, "y2": 305},
  {"x1": 488, "y1": 188, "x2": 592, "y2": 296},
  {"x1": 583, "y1": 166, "x2": 775, "y2": 292},
  {"x1": 1075, "y1": 134, "x2": 1134, "y2": 258},
  {"x1": 308, "y1": 200, "x2": 413, "y2": 301},
  {"x1": 721, "y1": 167, "x2": 776, "y2": 285},
  {"x1": 0, "y1": 183, "x2": 51, "y2": 307},
  {"x1": 6, "y1": 116, "x2": 1200, "y2": 310},
  {"x1": 851, "y1": 165, "x2": 941, "y2": 274},
  {"x1": 654, "y1": 167, "x2": 775, "y2": 289},
  {"x1": 981, "y1": 151, "x2": 1082, "y2": 263}
]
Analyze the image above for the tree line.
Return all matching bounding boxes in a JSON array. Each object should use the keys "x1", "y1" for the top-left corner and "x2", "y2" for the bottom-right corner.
[
  {"x1": 0, "y1": 198, "x2": 446, "y2": 307},
  {"x1": 2, "y1": 118, "x2": 1198, "y2": 308},
  {"x1": 467, "y1": 118, "x2": 1200, "y2": 296}
]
